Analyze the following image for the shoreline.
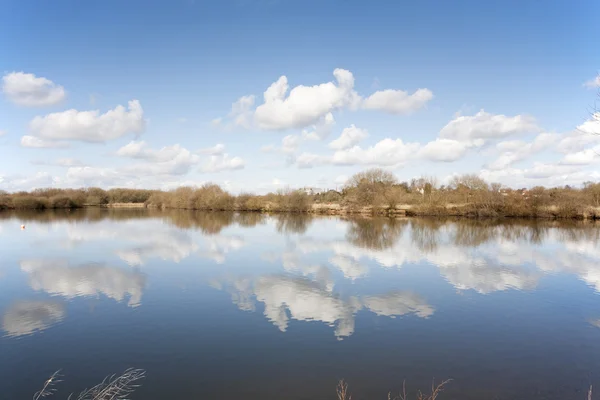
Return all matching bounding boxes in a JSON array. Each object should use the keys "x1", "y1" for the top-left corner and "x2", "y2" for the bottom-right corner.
[{"x1": 73, "y1": 202, "x2": 600, "y2": 220}]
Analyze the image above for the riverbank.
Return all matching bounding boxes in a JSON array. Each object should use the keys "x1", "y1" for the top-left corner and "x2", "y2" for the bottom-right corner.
[
  {"x1": 2, "y1": 169, "x2": 600, "y2": 219},
  {"x1": 4, "y1": 201, "x2": 600, "y2": 219}
]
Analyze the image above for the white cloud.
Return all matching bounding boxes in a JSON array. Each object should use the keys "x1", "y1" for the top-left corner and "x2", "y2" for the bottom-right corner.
[
  {"x1": 334, "y1": 175, "x2": 348, "y2": 185},
  {"x1": 479, "y1": 163, "x2": 596, "y2": 187},
  {"x1": 301, "y1": 112, "x2": 336, "y2": 140},
  {"x1": 418, "y1": 138, "x2": 471, "y2": 162},
  {"x1": 198, "y1": 143, "x2": 226, "y2": 155},
  {"x1": 201, "y1": 153, "x2": 245, "y2": 173},
  {"x1": 331, "y1": 138, "x2": 420, "y2": 167},
  {"x1": 561, "y1": 145, "x2": 600, "y2": 165},
  {"x1": 0, "y1": 172, "x2": 59, "y2": 191},
  {"x1": 584, "y1": 75, "x2": 600, "y2": 88},
  {"x1": 576, "y1": 114, "x2": 600, "y2": 135},
  {"x1": 557, "y1": 131, "x2": 600, "y2": 154},
  {"x1": 2, "y1": 72, "x2": 66, "y2": 106},
  {"x1": 28, "y1": 100, "x2": 145, "y2": 143},
  {"x1": 66, "y1": 166, "x2": 123, "y2": 186},
  {"x1": 262, "y1": 115, "x2": 337, "y2": 156},
  {"x1": 295, "y1": 152, "x2": 329, "y2": 168},
  {"x1": 228, "y1": 95, "x2": 255, "y2": 129},
  {"x1": 116, "y1": 141, "x2": 197, "y2": 164},
  {"x1": 115, "y1": 142, "x2": 206, "y2": 176},
  {"x1": 219, "y1": 69, "x2": 434, "y2": 131},
  {"x1": 2, "y1": 300, "x2": 65, "y2": 338},
  {"x1": 486, "y1": 132, "x2": 559, "y2": 170},
  {"x1": 362, "y1": 88, "x2": 433, "y2": 115},
  {"x1": 254, "y1": 69, "x2": 360, "y2": 130},
  {"x1": 440, "y1": 110, "x2": 540, "y2": 142},
  {"x1": 328, "y1": 125, "x2": 369, "y2": 150},
  {"x1": 31, "y1": 158, "x2": 85, "y2": 167},
  {"x1": 21, "y1": 135, "x2": 69, "y2": 148}
]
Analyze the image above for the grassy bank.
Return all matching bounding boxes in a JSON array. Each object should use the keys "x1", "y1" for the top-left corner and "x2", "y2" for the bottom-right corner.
[{"x1": 2, "y1": 169, "x2": 600, "y2": 219}]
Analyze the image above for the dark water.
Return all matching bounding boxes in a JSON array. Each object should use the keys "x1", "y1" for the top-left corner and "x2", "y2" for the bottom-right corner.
[{"x1": 2, "y1": 209, "x2": 600, "y2": 400}]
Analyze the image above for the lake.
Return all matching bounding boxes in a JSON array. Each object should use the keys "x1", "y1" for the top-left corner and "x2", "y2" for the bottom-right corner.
[{"x1": 1, "y1": 209, "x2": 600, "y2": 400}]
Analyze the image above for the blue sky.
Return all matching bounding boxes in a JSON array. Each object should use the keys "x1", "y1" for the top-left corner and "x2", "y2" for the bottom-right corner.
[{"x1": 1, "y1": 0, "x2": 599, "y2": 192}]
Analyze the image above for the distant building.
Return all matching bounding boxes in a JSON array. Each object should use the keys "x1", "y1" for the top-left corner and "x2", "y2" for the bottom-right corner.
[{"x1": 301, "y1": 187, "x2": 324, "y2": 195}]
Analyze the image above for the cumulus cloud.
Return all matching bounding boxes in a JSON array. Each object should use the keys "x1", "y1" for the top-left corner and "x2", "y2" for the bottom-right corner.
[
  {"x1": 362, "y1": 88, "x2": 433, "y2": 115},
  {"x1": 584, "y1": 75, "x2": 600, "y2": 88},
  {"x1": 114, "y1": 142, "x2": 201, "y2": 176},
  {"x1": 418, "y1": 138, "x2": 472, "y2": 162},
  {"x1": 116, "y1": 141, "x2": 197, "y2": 163},
  {"x1": 561, "y1": 145, "x2": 600, "y2": 165},
  {"x1": 300, "y1": 112, "x2": 336, "y2": 140},
  {"x1": 2, "y1": 300, "x2": 66, "y2": 338},
  {"x1": 217, "y1": 69, "x2": 434, "y2": 131},
  {"x1": 261, "y1": 115, "x2": 337, "y2": 156},
  {"x1": 31, "y1": 158, "x2": 85, "y2": 167},
  {"x1": 486, "y1": 132, "x2": 559, "y2": 170},
  {"x1": 27, "y1": 100, "x2": 145, "y2": 143},
  {"x1": 21, "y1": 135, "x2": 69, "y2": 148},
  {"x1": 198, "y1": 143, "x2": 226, "y2": 155},
  {"x1": 254, "y1": 69, "x2": 360, "y2": 130},
  {"x1": 0, "y1": 172, "x2": 60, "y2": 191},
  {"x1": 2, "y1": 72, "x2": 66, "y2": 106},
  {"x1": 440, "y1": 110, "x2": 540, "y2": 142},
  {"x1": 66, "y1": 166, "x2": 124, "y2": 187},
  {"x1": 328, "y1": 125, "x2": 369, "y2": 150},
  {"x1": 201, "y1": 153, "x2": 245, "y2": 173},
  {"x1": 479, "y1": 163, "x2": 596, "y2": 187},
  {"x1": 331, "y1": 138, "x2": 420, "y2": 167},
  {"x1": 227, "y1": 95, "x2": 255, "y2": 129}
]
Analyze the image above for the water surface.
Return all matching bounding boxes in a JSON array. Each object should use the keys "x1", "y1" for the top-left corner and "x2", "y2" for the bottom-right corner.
[{"x1": 1, "y1": 209, "x2": 600, "y2": 399}]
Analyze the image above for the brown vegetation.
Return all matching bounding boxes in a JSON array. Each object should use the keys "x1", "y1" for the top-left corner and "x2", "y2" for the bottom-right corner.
[
  {"x1": 34, "y1": 368, "x2": 145, "y2": 400},
  {"x1": 2, "y1": 168, "x2": 600, "y2": 219},
  {"x1": 336, "y1": 379, "x2": 451, "y2": 400}
]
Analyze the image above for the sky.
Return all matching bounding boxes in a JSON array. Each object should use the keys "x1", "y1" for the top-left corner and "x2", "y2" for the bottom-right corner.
[{"x1": 1, "y1": 0, "x2": 599, "y2": 193}]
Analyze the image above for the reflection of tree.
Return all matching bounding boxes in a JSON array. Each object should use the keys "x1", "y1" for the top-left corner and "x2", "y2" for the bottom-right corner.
[
  {"x1": 410, "y1": 219, "x2": 445, "y2": 253},
  {"x1": 274, "y1": 214, "x2": 313, "y2": 235},
  {"x1": 165, "y1": 211, "x2": 235, "y2": 234},
  {"x1": 235, "y1": 212, "x2": 266, "y2": 228},
  {"x1": 2, "y1": 300, "x2": 66, "y2": 338},
  {"x1": 452, "y1": 220, "x2": 499, "y2": 247},
  {"x1": 345, "y1": 217, "x2": 407, "y2": 250}
]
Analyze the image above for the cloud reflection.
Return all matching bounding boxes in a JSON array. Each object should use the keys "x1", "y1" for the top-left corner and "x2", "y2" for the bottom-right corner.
[
  {"x1": 215, "y1": 274, "x2": 435, "y2": 339},
  {"x1": 20, "y1": 259, "x2": 146, "y2": 307},
  {"x1": 2, "y1": 300, "x2": 66, "y2": 338}
]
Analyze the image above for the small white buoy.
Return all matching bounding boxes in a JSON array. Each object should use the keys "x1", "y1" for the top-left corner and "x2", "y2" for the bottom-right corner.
[{"x1": 20, "y1": 224, "x2": 25, "y2": 230}]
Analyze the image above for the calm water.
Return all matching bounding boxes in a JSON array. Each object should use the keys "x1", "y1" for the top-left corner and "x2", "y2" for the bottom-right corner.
[{"x1": 2, "y1": 209, "x2": 600, "y2": 399}]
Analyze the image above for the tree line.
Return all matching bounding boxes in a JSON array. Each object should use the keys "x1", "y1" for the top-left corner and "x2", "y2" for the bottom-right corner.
[{"x1": 1, "y1": 168, "x2": 600, "y2": 218}]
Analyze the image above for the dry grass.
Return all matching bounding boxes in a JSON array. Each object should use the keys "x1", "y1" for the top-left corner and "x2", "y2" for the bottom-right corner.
[
  {"x1": 337, "y1": 379, "x2": 452, "y2": 400},
  {"x1": 34, "y1": 368, "x2": 145, "y2": 400}
]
